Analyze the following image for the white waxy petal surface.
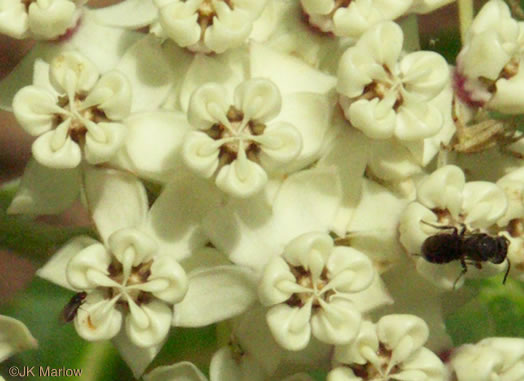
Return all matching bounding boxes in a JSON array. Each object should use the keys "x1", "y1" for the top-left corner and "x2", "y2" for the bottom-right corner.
[{"x1": 0, "y1": 315, "x2": 37, "y2": 363}]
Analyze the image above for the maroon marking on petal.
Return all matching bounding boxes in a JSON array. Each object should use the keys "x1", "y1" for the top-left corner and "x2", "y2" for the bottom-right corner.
[
  {"x1": 52, "y1": 17, "x2": 83, "y2": 43},
  {"x1": 452, "y1": 68, "x2": 485, "y2": 109}
]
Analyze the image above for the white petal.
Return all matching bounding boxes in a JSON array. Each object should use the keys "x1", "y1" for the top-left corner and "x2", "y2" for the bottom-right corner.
[
  {"x1": 417, "y1": 165, "x2": 465, "y2": 217},
  {"x1": 182, "y1": 131, "x2": 221, "y2": 178},
  {"x1": 462, "y1": 182, "x2": 508, "y2": 228},
  {"x1": 32, "y1": 131, "x2": 82, "y2": 169},
  {"x1": 126, "y1": 300, "x2": 172, "y2": 347},
  {"x1": 123, "y1": 111, "x2": 190, "y2": 181},
  {"x1": 327, "y1": 247, "x2": 375, "y2": 293},
  {"x1": 149, "y1": 255, "x2": 188, "y2": 304},
  {"x1": 84, "y1": 71, "x2": 131, "y2": 120},
  {"x1": 367, "y1": 139, "x2": 422, "y2": 180},
  {"x1": 144, "y1": 362, "x2": 208, "y2": 381},
  {"x1": 7, "y1": 159, "x2": 80, "y2": 215},
  {"x1": 108, "y1": 228, "x2": 158, "y2": 266},
  {"x1": 145, "y1": 175, "x2": 220, "y2": 262},
  {"x1": 75, "y1": 295, "x2": 122, "y2": 341},
  {"x1": 266, "y1": 304, "x2": 312, "y2": 351},
  {"x1": 204, "y1": 7, "x2": 253, "y2": 53},
  {"x1": 66, "y1": 242, "x2": 112, "y2": 290},
  {"x1": 12, "y1": 85, "x2": 58, "y2": 136},
  {"x1": 210, "y1": 346, "x2": 265, "y2": 381},
  {"x1": 84, "y1": 122, "x2": 127, "y2": 164},
  {"x1": 173, "y1": 265, "x2": 257, "y2": 327},
  {"x1": 37, "y1": 236, "x2": 98, "y2": 290},
  {"x1": 157, "y1": 2, "x2": 201, "y2": 48},
  {"x1": 68, "y1": 11, "x2": 143, "y2": 73},
  {"x1": 0, "y1": 315, "x2": 37, "y2": 363},
  {"x1": 277, "y1": 92, "x2": 332, "y2": 169},
  {"x1": 258, "y1": 256, "x2": 296, "y2": 306},
  {"x1": 234, "y1": 78, "x2": 281, "y2": 123},
  {"x1": 250, "y1": 43, "x2": 337, "y2": 95},
  {"x1": 215, "y1": 155, "x2": 268, "y2": 198},
  {"x1": 187, "y1": 82, "x2": 230, "y2": 130},
  {"x1": 115, "y1": 35, "x2": 174, "y2": 112},
  {"x1": 348, "y1": 98, "x2": 397, "y2": 139},
  {"x1": 83, "y1": 166, "x2": 148, "y2": 243},
  {"x1": 90, "y1": 0, "x2": 158, "y2": 28},
  {"x1": 395, "y1": 101, "x2": 443, "y2": 141},
  {"x1": 50, "y1": 51, "x2": 99, "y2": 95},
  {"x1": 489, "y1": 69, "x2": 524, "y2": 114},
  {"x1": 258, "y1": 122, "x2": 303, "y2": 169},
  {"x1": 28, "y1": 0, "x2": 76, "y2": 40},
  {"x1": 0, "y1": 1, "x2": 28, "y2": 39},
  {"x1": 311, "y1": 297, "x2": 361, "y2": 345},
  {"x1": 112, "y1": 326, "x2": 165, "y2": 378}
]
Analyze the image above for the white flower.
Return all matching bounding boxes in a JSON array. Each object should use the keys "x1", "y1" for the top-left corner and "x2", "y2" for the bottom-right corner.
[
  {"x1": 182, "y1": 78, "x2": 302, "y2": 198},
  {"x1": 123, "y1": 44, "x2": 336, "y2": 197},
  {"x1": 449, "y1": 337, "x2": 524, "y2": 381},
  {"x1": 258, "y1": 232, "x2": 375, "y2": 350},
  {"x1": 399, "y1": 165, "x2": 510, "y2": 289},
  {"x1": 152, "y1": 0, "x2": 269, "y2": 54},
  {"x1": 0, "y1": 315, "x2": 38, "y2": 363},
  {"x1": 300, "y1": 0, "x2": 411, "y2": 38},
  {"x1": 337, "y1": 21, "x2": 450, "y2": 141},
  {"x1": 12, "y1": 51, "x2": 131, "y2": 168},
  {"x1": 0, "y1": 0, "x2": 86, "y2": 40},
  {"x1": 66, "y1": 228, "x2": 188, "y2": 347},
  {"x1": 36, "y1": 167, "x2": 257, "y2": 377},
  {"x1": 329, "y1": 315, "x2": 447, "y2": 381},
  {"x1": 455, "y1": 0, "x2": 524, "y2": 113}
]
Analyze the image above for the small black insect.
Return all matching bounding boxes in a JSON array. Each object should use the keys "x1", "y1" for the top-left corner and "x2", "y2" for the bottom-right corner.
[
  {"x1": 61, "y1": 292, "x2": 87, "y2": 323},
  {"x1": 420, "y1": 222, "x2": 511, "y2": 287}
]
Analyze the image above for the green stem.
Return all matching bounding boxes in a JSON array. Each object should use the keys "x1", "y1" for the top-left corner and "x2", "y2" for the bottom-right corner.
[
  {"x1": 77, "y1": 342, "x2": 114, "y2": 381},
  {"x1": 457, "y1": 0, "x2": 474, "y2": 44}
]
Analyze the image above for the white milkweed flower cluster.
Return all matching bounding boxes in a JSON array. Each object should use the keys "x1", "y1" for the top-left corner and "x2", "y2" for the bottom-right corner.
[{"x1": 1, "y1": 0, "x2": 524, "y2": 380}]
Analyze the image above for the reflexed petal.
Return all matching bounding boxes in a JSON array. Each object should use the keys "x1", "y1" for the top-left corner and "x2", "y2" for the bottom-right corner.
[
  {"x1": 173, "y1": 265, "x2": 258, "y2": 327},
  {"x1": 66, "y1": 242, "x2": 113, "y2": 290},
  {"x1": 37, "y1": 236, "x2": 98, "y2": 290},
  {"x1": 0, "y1": 315, "x2": 37, "y2": 363},
  {"x1": 90, "y1": 0, "x2": 158, "y2": 28},
  {"x1": 144, "y1": 362, "x2": 208, "y2": 381},
  {"x1": 113, "y1": 327, "x2": 165, "y2": 378},
  {"x1": 145, "y1": 174, "x2": 220, "y2": 262},
  {"x1": 115, "y1": 35, "x2": 174, "y2": 112},
  {"x1": 250, "y1": 43, "x2": 337, "y2": 95},
  {"x1": 7, "y1": 159, "x2": 81, "y2": 215},
  {"x1": 68, "y1": 11, "x2": 143, "y2": 73},
  {"x1": 210, "y1": 346, "x2": 265, "y2": 381},
  {"x1": 83, "y1": 166, "x2": 148, "y2": 243},
  {"x1": 123, "y1": 111, "x2": 190, "y2": 181}
]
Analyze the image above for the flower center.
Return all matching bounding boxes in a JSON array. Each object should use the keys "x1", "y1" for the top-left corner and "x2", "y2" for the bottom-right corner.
[
  {"x1": 206, "y1": 105, "x2": 266, "y2": 168},
  {"x1": 55, "y1": 94, "x2": 109, "y2": 146},
  {"x1": 197, "y1": 0, "x2": 234, "y2": 31},
  {"x1": 107, "y1": 259, "x2": 154, "y2": 308},
  {"x1": 286, "y1": 265, "x2": 333, "y2": 309},
  {"x1": 349, "y1": 343, "x2": 401, "y2": 380}
]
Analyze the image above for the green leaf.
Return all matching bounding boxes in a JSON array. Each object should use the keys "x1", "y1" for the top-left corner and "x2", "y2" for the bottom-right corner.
[{"x1": 445, "y1": 277, "x2": 524, "y2": 346}]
